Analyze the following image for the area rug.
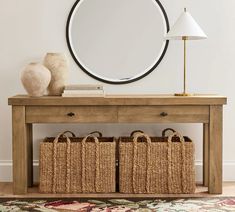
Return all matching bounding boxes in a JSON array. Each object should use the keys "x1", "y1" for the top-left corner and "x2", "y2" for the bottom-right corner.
[{"x1": 1, "y1": 198, "x2": 235, "y2": 211}]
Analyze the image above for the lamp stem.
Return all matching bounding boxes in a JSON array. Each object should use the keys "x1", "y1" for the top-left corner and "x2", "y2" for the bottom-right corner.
[{"x1": 184, "y1": 39, "x2": 186, "y2": 94}]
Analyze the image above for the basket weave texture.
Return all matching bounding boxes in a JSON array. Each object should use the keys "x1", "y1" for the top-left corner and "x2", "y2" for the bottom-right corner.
[
  {"x1": 39, "y1": 132, "x2": 116, "y2": 193},
  {"x1": 119, "y1": 131, "x2": 195, "y2": 194}
]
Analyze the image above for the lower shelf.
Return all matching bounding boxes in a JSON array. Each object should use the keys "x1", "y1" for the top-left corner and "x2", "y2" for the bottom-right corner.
[{"x1": 1, "y1": 183, "x2": 233, "y2": 198}]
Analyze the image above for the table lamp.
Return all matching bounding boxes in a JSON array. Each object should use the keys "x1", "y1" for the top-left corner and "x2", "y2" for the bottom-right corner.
[{"x1": 165, "y1": 8, "x2": 207, "y2": 96}]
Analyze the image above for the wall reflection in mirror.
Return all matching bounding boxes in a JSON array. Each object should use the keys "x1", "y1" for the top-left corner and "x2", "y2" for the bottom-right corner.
[{"x1": 67, "y1": 0, "x2": 169, "y2": 84}]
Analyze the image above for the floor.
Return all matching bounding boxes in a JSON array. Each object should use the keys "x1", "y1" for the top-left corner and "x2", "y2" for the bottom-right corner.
[{"x1": 0, "y1": 182, "x2": 235, "y2": 198}]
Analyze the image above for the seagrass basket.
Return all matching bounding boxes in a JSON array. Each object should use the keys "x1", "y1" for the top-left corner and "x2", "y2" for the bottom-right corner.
[
  {"x1": 119, "y1": 129, "x2": 195, "y2": 194},
  {"x1": 39, "y1": 131, "x2": 116, "y2": 194}
]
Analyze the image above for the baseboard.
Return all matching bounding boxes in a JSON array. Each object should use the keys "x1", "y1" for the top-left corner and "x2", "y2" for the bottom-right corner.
[
  {"x1": 0, "y1": 160, "x2": 39, "y2": 182},
  {"x1": 0, "y1": 160, "x2": 235, "y2": 182}
]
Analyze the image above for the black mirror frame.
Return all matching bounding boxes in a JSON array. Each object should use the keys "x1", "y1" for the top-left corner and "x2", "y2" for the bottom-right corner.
[{"x1": 66, "y1": 0, "x2": 169, "y2": 84}]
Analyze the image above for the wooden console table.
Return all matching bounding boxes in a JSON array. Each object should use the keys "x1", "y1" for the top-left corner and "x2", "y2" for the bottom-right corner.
[{"x1": 8, "y1": 95, "x2": 227, "y2": 195}]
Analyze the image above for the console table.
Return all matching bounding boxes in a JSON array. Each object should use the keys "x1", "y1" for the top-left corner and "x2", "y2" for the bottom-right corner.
[{"x1": 8, "y1": 95, "x2": 227, "y2": 195}]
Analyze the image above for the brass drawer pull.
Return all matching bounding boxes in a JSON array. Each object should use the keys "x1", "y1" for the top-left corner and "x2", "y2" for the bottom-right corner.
[
  {"x1": 160, "y1": 112, "x2": 168, "y2": 117},
  {"x1": 67, "y1": 112, "x2": 75, "y2": 117}
]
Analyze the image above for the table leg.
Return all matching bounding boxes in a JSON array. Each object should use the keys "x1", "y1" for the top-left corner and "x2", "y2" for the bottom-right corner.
[
  {"x1": 209, "y1": 105, "x2": 223, "y2": 194},
  {"x1": 27, "y1": 124, "x2": 33, "y2": 187},
  {"x1": 203, "y1": 123, "x2": 209, "y2": 187},
  {"x1": 12, "y1": 106, "x2": 28, "y2": 194}
]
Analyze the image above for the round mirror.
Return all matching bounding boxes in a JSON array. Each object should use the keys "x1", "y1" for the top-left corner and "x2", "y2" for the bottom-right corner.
[{"x1": 66, "y1": 0, "x2": 169, "y2": 84}]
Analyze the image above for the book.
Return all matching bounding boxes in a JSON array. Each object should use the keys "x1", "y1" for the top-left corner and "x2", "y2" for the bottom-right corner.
[
  {"x1": 63, "y1": 90, "x2": 104, "y2": 95},
  {"x1": 62, "y1": 93, "x2": 105, "y2": 97},
  {"x1": 64, "y1": 84, "x2": 103, "y2": 91}
]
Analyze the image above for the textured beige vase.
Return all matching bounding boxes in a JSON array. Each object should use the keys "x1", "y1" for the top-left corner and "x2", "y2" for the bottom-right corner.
[
  {"x1": 44, "y1": 53, "x2": 69, "y2": 96},
  {"x1": 21, "y1": 63, "x2": 51, "y2": 97}
]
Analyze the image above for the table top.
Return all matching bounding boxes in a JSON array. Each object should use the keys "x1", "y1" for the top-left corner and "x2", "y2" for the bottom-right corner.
[{"x1": 8, "y1": 94, "x2": 227, "y2": 106}]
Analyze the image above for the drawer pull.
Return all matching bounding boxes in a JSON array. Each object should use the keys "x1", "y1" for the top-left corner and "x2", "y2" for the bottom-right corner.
[
  {"x1": 160, "y1": 112, "x2": 168, "y2": 117},
  {"x1": 67, "y1": 112, "x2": 75, "y2": 117}
]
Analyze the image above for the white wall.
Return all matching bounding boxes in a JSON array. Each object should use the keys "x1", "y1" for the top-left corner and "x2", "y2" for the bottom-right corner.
[{"x1": 0, "y1": 0, "x2": 234, "y2": 182}]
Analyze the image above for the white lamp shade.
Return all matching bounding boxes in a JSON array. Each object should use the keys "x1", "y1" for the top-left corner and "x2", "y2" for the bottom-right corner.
[{"x1": 165, "y1": 10, "x2": 207, "y2": 40}]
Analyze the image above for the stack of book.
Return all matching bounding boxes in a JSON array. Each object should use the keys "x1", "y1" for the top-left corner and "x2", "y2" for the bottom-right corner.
[{"x1": 62, "y1": 84, "x2": 105, "y2": 97}]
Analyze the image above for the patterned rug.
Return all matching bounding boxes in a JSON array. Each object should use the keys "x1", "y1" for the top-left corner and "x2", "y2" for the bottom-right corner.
[{"x1": 0, "y1": 198, "x2": 235, "y2": 211}]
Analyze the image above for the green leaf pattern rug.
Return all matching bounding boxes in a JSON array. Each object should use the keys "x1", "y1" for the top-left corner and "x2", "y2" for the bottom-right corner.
[{"x1": 0, "y1": 198, "x2": 235, "y2": 211}]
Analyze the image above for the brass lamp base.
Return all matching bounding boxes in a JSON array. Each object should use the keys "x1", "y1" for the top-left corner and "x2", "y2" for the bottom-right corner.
[{"x1": 174, "y1": 93, "x2": 193, "y2": 96}]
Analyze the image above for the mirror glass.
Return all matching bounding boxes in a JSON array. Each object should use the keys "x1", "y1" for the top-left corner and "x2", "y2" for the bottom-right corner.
[{"x1": 67, "y1": 0, "x2": 169, "y2": 84}]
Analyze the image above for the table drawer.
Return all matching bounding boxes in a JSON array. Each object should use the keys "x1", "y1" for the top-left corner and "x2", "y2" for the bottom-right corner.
[
  {"x1": 26, "y1": 106, "x2": 118, "y2": 123},
  {"x1": 118, "y1": 106, "x2": 209, "y2": 123}
]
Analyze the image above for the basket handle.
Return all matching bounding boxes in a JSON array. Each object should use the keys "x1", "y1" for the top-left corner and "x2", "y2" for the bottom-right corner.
[
  {"x1": 61, "y1": 131, "x2": 76, "y2": 137},
  {"x1": 133, "y1": 133, "x2": 151, "y2": 144},
  {"x1": 130, "y1": 130, "x2": 144, "y2": 137},
  {"x1": 53, "y1": 131, "x2": 76, "y2": 144},
  {"x1": 167, "y1": 131, "x2": 185, "y2": 144},
  {"x1": 81, "y1": 134, "x2": 100, "y2": 192},
  {"x1": 52, "y1": 132, "x2": 72, "y2": 193},
  {"x1": 133, "y1": 133, "x2": 151, "y2": 193},
  {"x1": 162, "y1": 128, "x2": 176, "y2": 137},
  {"x1": 82, "y1": 134, "x2": 99, "y2": 144},
  {"x1": 89, "y1": 131, "x2": 103, "y2": 138},
  {"x1": 167, "y1": 131, "x2": 187, "y2": 193}
]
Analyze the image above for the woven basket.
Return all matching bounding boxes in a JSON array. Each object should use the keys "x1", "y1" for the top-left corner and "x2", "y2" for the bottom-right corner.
[
  {"x1": 119, "y1": 130, "x2": 195, "y2": 194},
  {"x1": 39, "y1": 131, "x2": 116, "y2": 194}
]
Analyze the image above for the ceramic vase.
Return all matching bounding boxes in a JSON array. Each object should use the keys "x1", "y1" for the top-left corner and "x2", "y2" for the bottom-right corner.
[
  {"x1": 21, "y1": 63, "x2": 51, "y2": 97},
  {"x1": 44, "y1": 53, "x2": 69, "y2": 96}
]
